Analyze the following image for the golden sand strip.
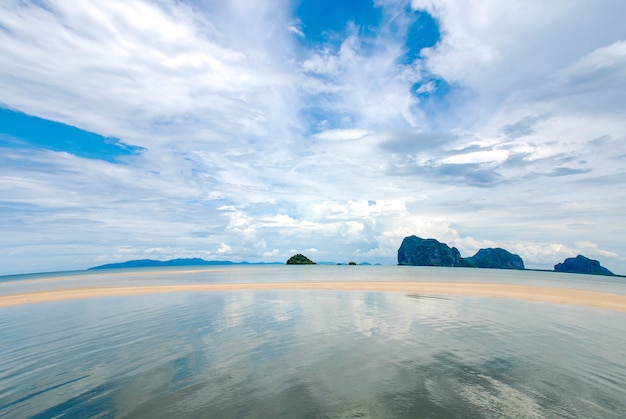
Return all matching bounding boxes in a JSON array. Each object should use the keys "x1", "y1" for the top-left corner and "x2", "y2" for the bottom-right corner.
[{"x1": 1, "y1": 282, "x2": 626, "y2": 312}]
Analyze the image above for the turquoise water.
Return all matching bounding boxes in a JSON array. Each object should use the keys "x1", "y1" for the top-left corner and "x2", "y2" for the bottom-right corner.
[{"x1": 1, "y1": 266, "x2": 625, "y2": 417}]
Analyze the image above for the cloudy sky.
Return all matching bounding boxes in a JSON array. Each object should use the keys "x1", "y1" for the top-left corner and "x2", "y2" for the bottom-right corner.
[{"x1": 1, "y1": 0, "x2": 626, "y2": 275}]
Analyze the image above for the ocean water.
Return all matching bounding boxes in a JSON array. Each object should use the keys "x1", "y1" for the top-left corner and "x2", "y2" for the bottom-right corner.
[{"x1": 1, "y1": 266, "x2": 625, "y2": 418}]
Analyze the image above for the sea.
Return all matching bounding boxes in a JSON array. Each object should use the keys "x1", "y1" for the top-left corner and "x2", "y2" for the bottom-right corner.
[{"x1": 0, "y1": 265, "x2": 625, "y2": 418}]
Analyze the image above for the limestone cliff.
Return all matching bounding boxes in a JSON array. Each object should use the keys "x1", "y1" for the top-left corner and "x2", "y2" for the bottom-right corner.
[
  {"x1": 554, "y1": 255, "x2": 614, "y2": 276},
  {"x1": 463, "y1": 248, "x2": 525, "y2": 270},
  {"x1": 397, "y1": 236, "x2": 462, "y2": 266}
]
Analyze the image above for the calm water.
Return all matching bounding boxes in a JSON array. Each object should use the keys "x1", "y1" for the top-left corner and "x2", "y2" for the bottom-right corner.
[{"x1": 1, "y1": 266, "x2": 625, "y2": 418}]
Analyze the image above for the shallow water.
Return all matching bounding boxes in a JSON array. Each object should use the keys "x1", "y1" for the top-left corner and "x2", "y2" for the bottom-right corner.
[
  {"x1": 3, "y1": 265, "x2": 626, "y2": 294},
  {"x1": 1, "y1": 266, "x2": 625, "y2": 418}
]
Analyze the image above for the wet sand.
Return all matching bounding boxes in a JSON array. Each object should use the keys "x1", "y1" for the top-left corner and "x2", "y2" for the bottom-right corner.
[{"x1": 1, "y1": 282, "x2": 626, "y2": 312}]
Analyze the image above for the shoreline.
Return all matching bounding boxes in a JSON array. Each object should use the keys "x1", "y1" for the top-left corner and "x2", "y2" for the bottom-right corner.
[{"x1": 1, "y1": 282, "x2": 626, "y2": 312}]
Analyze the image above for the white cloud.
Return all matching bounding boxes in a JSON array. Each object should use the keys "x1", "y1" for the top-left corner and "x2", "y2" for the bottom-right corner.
[
  {"x1": 217, "y1": 243, "x2": 233, "y2": 255},
  {"x1": 574, "y1": 241, "x2": 619, "y2": 259},
  {"x1": 313, "y1": 129, "x2": 371, "y2": 142},
  {"x1": 1, "y1": 0, "x2": 626, "y2": 274},
  {"x1": 0, "y1": 0, "x2": 300, "y2": 149},
  {"x1": 415, "y1": 81, "x2": 437, "y2": 95},
  {"x1": 554, "y1": 40, "x2": 626, "y2": 87},
  {"x1": 263, "y1": 248, "x2": 280, "y2": 258},
  {"x1": 302, "y1": 50, "x2": 341, "y2": 75},
  {"x1": 298, "y1": 28, "x2": 424, "y2": 129},
  {"x1": 288, "y1": 21, "x2": 305, "y2": 37},
  {"x1": 440, "y1": 149, "x2": 509, "y2": 165}
]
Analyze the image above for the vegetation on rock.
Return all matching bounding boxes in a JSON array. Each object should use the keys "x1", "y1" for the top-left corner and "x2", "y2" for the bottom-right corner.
[
  {"x1": 397, "y1": 235, "x2": 617, "y2": 276},
  {"x1": 397, "y1": 236, "x2": 525, "y2": 270},
  {"x1": 286, "y1": 254, "x2": 316, "y2": 265},
  {"x1": 463, "y1": 248, "x2": 525, "y2": 270},
  {"x1": 397, "y1": 236, "x2": 462, "y2": 266},
  {"x1": 554, "y1": 255, "x2": 614, "y2": 276}
]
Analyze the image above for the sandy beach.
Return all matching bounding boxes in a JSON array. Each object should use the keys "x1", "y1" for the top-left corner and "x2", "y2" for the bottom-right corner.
[{"x1": 1, "y1": 281, "x2": 626, "y2": 312}]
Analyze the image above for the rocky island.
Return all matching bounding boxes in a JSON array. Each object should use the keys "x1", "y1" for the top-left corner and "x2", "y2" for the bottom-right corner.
[
  {"x1": 554, "y1": 255, "x2": 614, "y2": 276},
  {"x1": 397, "y1": 236, "x2": 462, "y2": 266},
  {"x1": 397, "y1": 236, "x2": 524, "y2": 270},
  {"x1": 463, "y1": 248, "x2": 525, "y2": 270},
  {"x1": 286, "y1": 254, "x2": 316, "y2": 265},
  {"x1": 397, "y1": 235, "x2": 619, "y2": 276}
]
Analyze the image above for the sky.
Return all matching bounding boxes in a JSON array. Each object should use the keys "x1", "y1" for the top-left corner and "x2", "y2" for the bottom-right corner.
[{"x1": 1, "y1": 0, "x2": 626, "y2": 275}]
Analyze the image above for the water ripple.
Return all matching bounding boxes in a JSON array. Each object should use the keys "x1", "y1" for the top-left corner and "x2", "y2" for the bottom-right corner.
[{"x1": 1, "y1": 280, "x2": 625, "y2": 418}]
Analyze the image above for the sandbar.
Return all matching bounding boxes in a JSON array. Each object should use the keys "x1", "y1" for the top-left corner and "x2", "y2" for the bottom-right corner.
[{"x1": 1, "y1": 282, "x2": 626, "y2": 312}]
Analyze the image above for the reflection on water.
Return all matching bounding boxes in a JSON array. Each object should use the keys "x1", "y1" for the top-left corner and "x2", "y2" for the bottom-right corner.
[{"x1": 1, "y1": 274, "x2": 626, "y2": 417}]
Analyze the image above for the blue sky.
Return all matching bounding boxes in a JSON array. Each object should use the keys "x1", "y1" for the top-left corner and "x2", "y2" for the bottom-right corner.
[{"x1": 1, "y1": 0, "x2": 626, "y2": 275}]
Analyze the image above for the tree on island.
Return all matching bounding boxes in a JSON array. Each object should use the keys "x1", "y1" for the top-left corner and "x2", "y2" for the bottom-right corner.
[
  {"x1": 349, "y1": 261, "x2": 357, "y2": 265},
  {"x1": 286, "y1": 254, "x2": 316, "y2": 265}
]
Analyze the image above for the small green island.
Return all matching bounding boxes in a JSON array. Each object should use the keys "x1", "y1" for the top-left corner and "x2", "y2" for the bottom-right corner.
[{"x1": 286, "y1": 254, "x2": 316, "y2": 265}]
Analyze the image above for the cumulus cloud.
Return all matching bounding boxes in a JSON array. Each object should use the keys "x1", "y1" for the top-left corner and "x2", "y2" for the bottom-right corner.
[
  {"x1": 217, "y1": 243, "x2": 233, "y2": 255},
  {"x1": 1, "y1": 0, "x2": 626, "y2": 274}
]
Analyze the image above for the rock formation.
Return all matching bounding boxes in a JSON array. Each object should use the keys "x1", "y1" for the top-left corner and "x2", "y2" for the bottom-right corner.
[
  {"x1": 286, "y1": 254, "x2": 316, "y2": 265},
  {"x1": 397, "y1": 236, "x2": 462, "y2": 266},
  {"x1": 397, "y1": 236, "x2": 526, "y2": 270},
  {"x1": 554, "y1": 255, "x2": 614, "y2": 276},
  {"x1": 463, "y1": 248, "x2": 525, "y2": 270}
]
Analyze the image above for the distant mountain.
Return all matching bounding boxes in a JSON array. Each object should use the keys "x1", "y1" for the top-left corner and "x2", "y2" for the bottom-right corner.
[
  {"x1": 88, "y1": 258, "x2": 280, "y2": 270},
  {"x1": 554, "y1": 255, "x2": 614, "y2": 276}
]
